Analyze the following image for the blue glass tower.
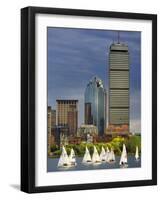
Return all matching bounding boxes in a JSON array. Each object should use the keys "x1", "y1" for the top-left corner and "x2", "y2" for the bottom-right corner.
[{"x1": 84, "y1": 77, "x2": 106, "y2": 136}]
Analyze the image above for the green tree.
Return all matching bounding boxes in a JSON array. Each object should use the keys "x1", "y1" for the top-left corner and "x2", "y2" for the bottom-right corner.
[
  {"x1": 50, "y1": 144, "x2": 59, "y2": 152},
  {"x1": 125, "y1": 135, "x2": 141, "y2": 154}
]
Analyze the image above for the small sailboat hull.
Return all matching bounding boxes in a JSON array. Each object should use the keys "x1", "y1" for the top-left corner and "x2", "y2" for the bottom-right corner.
[
  {"x1": 120, "y1": 163, "x2": 128, "y2": 168},
  {"x1": 58, "y1": 163, "x2": 71, "y2": 168},
  {"x1": 107, "y1": 160, "x2": 116, "y2": 164},
  {"x1": 70, "y1": 163, "x2": 77, "y2": 167},
  {"x1": 84, "y1": 160, "x2": 92, "y2": 164},
  {"x1": 92, "y1": 160, "x2": 102, "y2": 165}
]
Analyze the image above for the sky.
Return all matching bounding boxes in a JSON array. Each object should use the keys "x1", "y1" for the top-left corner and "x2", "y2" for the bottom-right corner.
[{"x1": 47, "y1": 27, "x2": 141, "y2": 133}]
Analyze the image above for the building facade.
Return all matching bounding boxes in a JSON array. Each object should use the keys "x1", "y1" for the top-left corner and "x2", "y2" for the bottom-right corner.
[
  {"x1": 77, "y1": 124, "x2": 98, "y2": 137},
  {"x1": 56, "y1": 100, "x2": 78, "y2": 136},
  {"x1": 77, "y1": 124, "x2": 98, "y2": 143},
  {"x1": 84, "y1": 103, "x2": 92, "y2": 124},
  {"x1": 47, "y1": 106, "x2": 56, "y2": 152},
  {"x1": 84, "y1": 77, "x2": 106, "y2": 136},
  {"x1": 108, "y1": 42, "x2": 130, "y2": 132},
  {"x1": 52, "y1": 125, "x2": 69, "y2": 147}
]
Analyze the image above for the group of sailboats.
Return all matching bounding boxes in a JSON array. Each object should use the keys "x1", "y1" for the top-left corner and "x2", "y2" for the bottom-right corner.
[
  {"x1": 57, "y1": 144, "x2": 140, "y2": 168},
  {"x1": 57, "y1": 146, "x2": 77, "y2": 168},
  {"x1": 82, "y1": 146, "x2": 116, "y2": 165}
]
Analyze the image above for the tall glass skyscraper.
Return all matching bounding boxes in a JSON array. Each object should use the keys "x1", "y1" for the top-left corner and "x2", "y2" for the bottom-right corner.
[
  {"x1": 108, "y1": 42, "x2": 130, "y2": 131},
  {"x1": 84, "y1": 77, "x2": 106, "y2": 135}
]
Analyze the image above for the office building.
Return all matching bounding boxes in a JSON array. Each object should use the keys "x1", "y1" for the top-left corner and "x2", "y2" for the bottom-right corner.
[
  {"x1": 108, "y1": 40, "x2": 130, "y2": 133},
  {"x1": 56, "y1": 100, "x2": 78, "y2": 136},
  {"x1": 47, "y1": 106, "x2": 56, "y2": 152},
  {"x1": 77, "y1": 124, "x2": 98, "y2": 137},
  {"x1": 52, "y1": 125, "x2": 69, "y2": 147},
  {"x1": 84, "y1": 77, "x2": 106, "y2": 135}
]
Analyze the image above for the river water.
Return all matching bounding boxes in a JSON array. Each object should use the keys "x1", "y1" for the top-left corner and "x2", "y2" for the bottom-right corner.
[{"x1": 47, "y1": 156, "x2": 141, "y2": 172}]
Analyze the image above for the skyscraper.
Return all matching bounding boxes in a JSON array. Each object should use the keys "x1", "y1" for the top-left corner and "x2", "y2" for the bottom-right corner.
[
  {"x1": 108, "y1": 40, "x2": 130, "y2": 133},
  {"x1": 85, "y1": 77, "x2": 106, "y2": 136},
  {"x1": 56, "y1": 100, "x2": 78, "y2": 136}
]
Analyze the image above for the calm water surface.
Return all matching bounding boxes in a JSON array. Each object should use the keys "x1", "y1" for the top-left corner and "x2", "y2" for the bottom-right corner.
[{"x1": 47, "y1": 156, "x2": 141, "y2": 172}]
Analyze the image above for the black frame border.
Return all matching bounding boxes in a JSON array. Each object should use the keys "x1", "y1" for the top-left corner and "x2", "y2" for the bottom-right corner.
[{"x1": 21, "y1": 6, "x2": 157, "y2": 193}]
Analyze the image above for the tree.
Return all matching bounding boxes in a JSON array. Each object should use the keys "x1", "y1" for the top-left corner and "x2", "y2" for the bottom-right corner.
[{"x1": 125, "y1": 135, "x2": 141, "y2": 154}]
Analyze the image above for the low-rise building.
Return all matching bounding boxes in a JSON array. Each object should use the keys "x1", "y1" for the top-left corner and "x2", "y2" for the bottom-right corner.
[{"x1": 77, "y1": 124, "x2": 98, "y2": 143}]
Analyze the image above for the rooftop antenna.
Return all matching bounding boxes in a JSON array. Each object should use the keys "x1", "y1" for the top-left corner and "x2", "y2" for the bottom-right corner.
[{"x1": 118, "y1": 31, "x2": 120, "y2": 43}]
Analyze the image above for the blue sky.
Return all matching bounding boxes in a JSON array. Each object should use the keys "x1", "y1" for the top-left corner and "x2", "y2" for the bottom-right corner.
[{"x1": 48, "y1": 27, "x2": 141, "y2": 133}]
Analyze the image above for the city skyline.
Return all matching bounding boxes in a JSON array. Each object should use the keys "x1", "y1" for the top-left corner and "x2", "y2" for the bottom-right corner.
[{"x1": 48, "y1": 27, "x2": 141, "y2": 133}]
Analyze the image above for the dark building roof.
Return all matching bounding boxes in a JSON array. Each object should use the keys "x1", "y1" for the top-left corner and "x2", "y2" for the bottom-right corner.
[
  {"x1": 110, "y1": 43, "x2": 128, "y2": 51},
  {"x1": 56, "y1": 99, "x2": 78, "y2": 103}
]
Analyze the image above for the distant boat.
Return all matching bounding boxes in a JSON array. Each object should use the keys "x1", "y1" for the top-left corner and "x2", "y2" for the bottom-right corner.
[
  {"x1": 135, "y1": 146, "x2": 139, "y2": 161},
  {"x1": 57, "y1": 146, "x2": 71, "y2": 168},
  {"x1": 100, "y1": 146, "x2": 106, "y2": 161},
  {"x1": 69, "y1": 148, "x2": 77, "y2": 166},
  {"x1": 120, "y1": 144, "x2": 128, "y2": 168},
  {"x1": 107, "y1": 148, "x2": 115, "y2": 163},
  {"x1": 82, "y1": 146, "x2": 92, "y2": 164},
  {"x1": 111, "y1": 148, "x2": 115, "y2": 162},
  {"x1": 106, "y1": 147, "x2": 110, "y2": 161},
  {"x1": 92, "y1": 146, "x2": 101, "y2": 164}
]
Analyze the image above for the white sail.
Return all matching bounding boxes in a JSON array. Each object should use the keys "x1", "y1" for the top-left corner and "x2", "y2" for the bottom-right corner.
[
  {"x1": 107, "y1": 151, "x2": 111, "y2": 162},
  {"x1": 57, "y1": 146, "x2": 70, "y2": 167},
  {"x1": 111, "y1": 149, "x2": 115, "y2": 161},
  {"x1": 82, "y1": 146, "x2": 92, "y2": 163},
  {"x1": 92, "y1": 146, "x2": 101, "y2": 163},
  {"x1": 119, "y1": 144, "x2": 128, "y2": 165},
  {"x1": 106, "y1": 147, "x2": 110, "y2": 162},
  {"x1": 106, "y1": 146, "x2": 110, "y2": 153},
  {"x1": 107, "y1": 148, "x2": 115, "y2": 163},
  {"x1": 135, "y1": 146, "x2": 139, "y2": 160},
  {"x1": 100, "y1": 146, "x2": 106, "y2": 161},
  {"x1": 69, "y1": 148, "x2": 77, "y2": 165}
]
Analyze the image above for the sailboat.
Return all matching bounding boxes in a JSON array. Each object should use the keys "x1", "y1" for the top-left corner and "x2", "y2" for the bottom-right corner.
[
  {"x1": 57, "y1": 146, "x2": 71, "y2": 168},
  {"x1": 100, "y1": 146, "x2": 106, "y2": 161},
  {"x1": 107, "y1": 148, "x2": 115, "y2": 163},
  {"x1": 82, "y1": 146, "x2": 92, "y2": 164},
  {"x1": 135, "y1": 146, "x2": 139, "y2": 161},
  {"x1": 69, "y1": 148, "x2": 77, "y2": 166},
  {"x1": 92, "y1": 146, "x2": 101, "y2": 164},
  {"x1": 110, "y1": 148, "x2": 115, "y2": 162},
  {"x1": 119, "y1": 144, "x2": 128, "y2": 167},
  {"x1": 106, "y1": 147, "x2": 110, "y2": 162}
]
